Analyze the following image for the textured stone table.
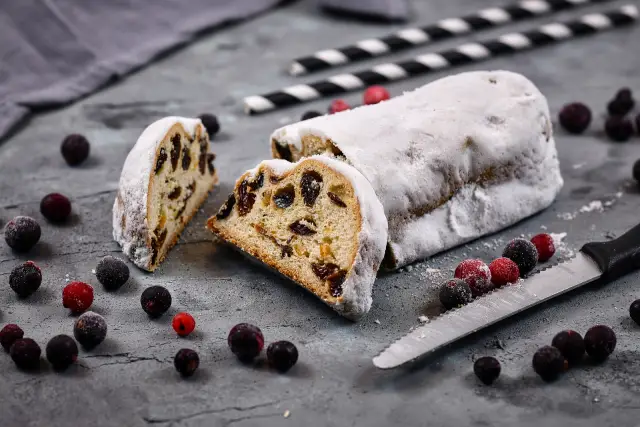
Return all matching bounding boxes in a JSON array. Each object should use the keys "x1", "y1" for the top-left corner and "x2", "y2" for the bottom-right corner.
[{"x1": 1, "y1": 1, "x2": 639, "y2": 426}]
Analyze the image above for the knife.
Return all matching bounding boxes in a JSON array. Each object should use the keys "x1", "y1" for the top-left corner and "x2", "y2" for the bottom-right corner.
[{"x1": 373, "y1": 222, "x2": 640, "y2": 369}]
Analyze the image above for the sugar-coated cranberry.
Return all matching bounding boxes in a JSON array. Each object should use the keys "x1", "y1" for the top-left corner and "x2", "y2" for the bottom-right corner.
[
  {"x1": 584, "y1": 325, "x2": 616, "y2": 362},
  {"x1": 474, "y1": 356, "x2": 501, "y2": 385},
  {"x1": 532, "y1": 345, "x2": 565, "y2": 382},
  {"x1": 530, "y1": 233, "x2": 556, "y2": 262},
  {"x1": 4, "y1": 216, "x2": 41, "y2": 252},
  {"x1": 439, "y1": 279, "x2": 473, "y2": 310},
  {"x1": 489, "y1": 258, "x2": 520, "y2": 287},
  {"x1": 502, "y1": 239, "x2": 538, "y2": 277},
  {"x1": 228, "y1": 323, "x2": 264, "y2": 362},
  {"x1": 40, "y1": 193, "x2": 72, "y2": 223},
  {"x1": 454, "y1": 259, "x2": 492, "y2": 297},
  {"x1": 0, "y1": 324, "x2": 24, "y2": 352},
  {"x1": 61, "y1": 134, "x2": 90, "y2": 166},
  {"x1": 62, "y1": 281, "x2": 94, "y2": 314},
  {"x1": 172, "y1": 312, "x2": 196, "y2": 337},
  {"x1": 174, "y1": 348, "x2": 199, "y2": 377},
  {"x1": 363, "y1": 85, "x2": 390, "y2": 105},
  {"x1": 95, "y1": 256, "x2": 129, "y2": 291},
  {"x1": 301, "y1": 111, "x2": 322, "y2": 121},
  {"x1": 607, "y1": 88, "x2": 634, "y2": 116},
  {"x1": 558, "y1": 103, "x2": 591, "y2": 134},
  {"x1": 140, "y1": 286, "x2": 172, "y2": 318},
  {"x1": 198, "y1": 113, "x2": 220, "y2": 137},
  {"x1": 551, "y1": 330, "x2": 585, "y2": 365},
  {"x1": 630, "y1": 299, "x2": 640, "y2": 325},
  {"x1": 329, "y1": 99, "x2": 350, "y2": 114},
  {"x1": 267, "y1": 341, "x2": 299, "y2": 373},
  {"x1": 74, "y1": 311, "x2": 107, "y2": 350},
  {"x1": 605, "y1": 116, "x2": 633, "y2": 142},
  {"x1": 9, "y1": 261, "x2": 42, "y2": 298},
  {"x1": 46, "y1": 334, "x2": 78, "y2": 371},
  {"x1": 10, "y1": 338, "x2": 41, "y2": 370}
]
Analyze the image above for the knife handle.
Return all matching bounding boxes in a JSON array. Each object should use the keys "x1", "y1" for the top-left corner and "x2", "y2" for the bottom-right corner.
[{"x1": 581, "y1": 222, "x2": 640, "y2": 281}]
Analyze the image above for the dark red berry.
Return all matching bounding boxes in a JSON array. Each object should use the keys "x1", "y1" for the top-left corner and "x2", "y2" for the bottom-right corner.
[
  {"x1": 9, "y1": 261, "x2": 42, "y2": 298},
  {"x1": 454, "y1": 259, "x2": 492, "y2": 297},
  {"x1": 61, "y1": 134, "x2": 90, "y2": 166},
  {"x1": 607, "y1": 88, "x2": 634, "y2": 116},
  {"x1": 74, "y1": 311, "x2": 107, "y2": 349},
  {"x1": 228, "y1": 323, "x2": 264, "y2": 362},
  {"x1": 502, "y1": 239, "x2": 538, "y2": 277},
  {"x1": 532, "y1": 345, "x2": 565, "y2": 382},
  {"x1": 267, "y1": 341, "x2": 299, "y2": 373},
  {"x1": 301, "y1": 111, "x2": 322, "y2": 121},
  {"x1": 198, "y1": 113, "x2": 220, "y2": 137},
  {"x1": 363, "y1": 85, "x2": 390, "y2": 105},
  {"x1": 329, "y1": 99, "x2": 350, "y2": 114},
  {"x1": 584, "y1": 325, "x2": 616, "y2": 362},
  {"x1": 62, "y1": 281, "x2": 94, "y2": 314},
  {"x1": 40, "y1": 193, "x2": 72, "y2": 223},
  {"x1": 172, "y1": 312, "x2": 196, "y2": 337},
  {"x1": 635, "y1": 113, "x2": 640, "y2": 136},
  {"x1": 489, "y1": 258, "x2": 520, "y2": 287},
  {"x1": 530, "y1": 233, "x2": 556, "y2": 262},
  {"x1": 474, "y1": 356, "x2": 501, "y2": 385},
  {"x1": 439, "y1": 279, "x2": 473, "y2": 310},
  {"x1": 558, "y1": 103, "x2": 591, "y2": 134},
  {"x1": 140, "y1": 286, "x2": 172, "y2": 318},
  {"x1": 174, "y1": 348, "x2": 199, "y2": 377},
  {"x1": 4, "y1": 216, "x2": 41, "y2": 252},
  {"x1": 95, "y1": 256, "x2": 129, "y2": 291},
  {"x1": 630, "y1": 299, "x2": 640, "y2": 325},
  {"x1": 10, "y1": 338, "x2": 41, "y2": 370},
  {"x1": 46, "y1": 334, "x2": 78, "y2": 371},
  {"x1": 551, "y1": 330, "x2": 585, "y2": 365},
  {"x1": 0, "y1": 324, "x2": 24, "y2": 352},
  {"x1": 633, "y1": 159, "x2": 640, "y2": 184},
  {"x1": 605, "y1": 116, "x2": 633, "y2": 142}
]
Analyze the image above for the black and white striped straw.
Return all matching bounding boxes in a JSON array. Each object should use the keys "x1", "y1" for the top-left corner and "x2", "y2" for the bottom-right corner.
[
  {"x1": 290, "y1": 0, "x2": 616, "y2": 76},
  {"x1": 244, "y1": 5, "x2": 637, "y2": 115}
]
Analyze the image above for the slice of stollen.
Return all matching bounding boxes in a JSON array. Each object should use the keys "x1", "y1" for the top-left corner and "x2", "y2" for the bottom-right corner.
[
  {"x1": 207, "y1": 156, "x2": 388, "y2": 320},
  {"x1": 270, "y1": 70, "x2": 563, "y2": 269},
  {"x1": 113, "y1": 116, "x2": 218, "y2": 271}
]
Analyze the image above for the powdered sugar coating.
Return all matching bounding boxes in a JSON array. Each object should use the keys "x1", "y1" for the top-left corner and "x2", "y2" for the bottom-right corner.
[
  {"x1": 271, "y1": 70, "x2": 563, "y2": 268},
  {"x1": 454, "y1": 258, "x2": 492, "y2": 297},
  {"x1": 112, "y1": 116, "x2": 203, "y2": 271},
  {"x1": 245, "y1": 155, "x2": 388, "y2": 319}
]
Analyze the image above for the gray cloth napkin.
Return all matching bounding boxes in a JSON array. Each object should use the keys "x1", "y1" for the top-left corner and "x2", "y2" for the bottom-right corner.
[{"x1": 0, "y1": 0, "x2": 281, "y2": 140}]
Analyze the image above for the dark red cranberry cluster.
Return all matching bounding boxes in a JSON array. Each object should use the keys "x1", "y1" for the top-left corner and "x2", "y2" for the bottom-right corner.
[
  {"x1": 0, "y1": 324, "x2": 78, "y2": 372},
  {"x1": 301, "y1": 85, "x2": 392, "y2": 120}
]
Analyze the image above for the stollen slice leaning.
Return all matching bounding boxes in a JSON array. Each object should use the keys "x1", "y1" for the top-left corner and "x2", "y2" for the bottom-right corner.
[
  {"x1": 270, "y1": 70, "x2": 563, "y2": 269},
  {"x1": 207, "y1": 156, "x2": 388, "y2": 320},
  {"x1": 113, "y1": 116, "x2": 218, "y2": 271}
]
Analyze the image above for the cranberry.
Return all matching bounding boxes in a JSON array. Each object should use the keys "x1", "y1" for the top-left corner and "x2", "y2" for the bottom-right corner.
[
  {"x1": 438, "y1": 279, "x2": 473, "y2": 310},
  {"x1": 174, "y1": 349, "x2": 199, "y2": 377},
  {"x1": 40, "y1": 193, "x2": 72, "y2": 223},
  {"x1": 172, "y1": 312, "x2": 196, "y2": 337},
  {"x1": 228, "y1": 323, "x2": 264, "y2": 362},
  {"x1": 140, "y1": 286, "x2": 172, "y2": 318},
  {"x1": 198, "y1": 113, "x2": 220, "y2": 137},
  {"x1": 532, "y1": 345, "x2": 565, "y2": 382},
  {"x1": 363, "y1": 85, "x2": 390, "y2": 105},
  {"x1": 530, "y1": 233, "x2": 556, "y2": 262},
  {"x1": 584, "y1": 325, "x2": 616, "y2": 363},
  {"x1": 488, "y1": 258, "x2": 520, "y2": 287},
  {"x1": 631, "y1": 299, "x2": 640, "y2": 325},
  {"x1": 62, "y1": 281, "x2": 94, "y2": 314},
  {"x1": 10, "y1": 338, "x2": 41, "y2": 370},
  {"x1": 454, "y1": 259, "x2": 492, "y2": 297},
  {"x1": 267, "y1": 341, "x2": 299, "y2": 373},
  {"x1": 46, "y1": 334, "x2": 78, "y2": 371},
  {"x1": 9, "y1": 261, "x2": 42, "y2": 298},
  {"x1": 74, "y1": 311, "x2": 107, "y2": 349},
  {"x1": 4, "y1": 216, "x2": 41, "y2": 252},
  {"x1": 605, "y1": 116, "x2": 633, "y2": 142},
  {"x1": 474, "y1": 356, "x2": 501, "y2": 385},
  {"x1": 61, "y1": 134, "x2": 90, "y2": 166},
  {"x1": 551, "y1": 330, "x2": 585, "y2": 365},
  {"x1": 502, "y1": 239, "x2": 538, "y2": 277},
  {"x1": 0, "y1": 324, "x2": 24, "y2": 352},
  {"x1": 558, "y1": 103, "x2": 591, "y2": 134},
  {"x1": 328, "y1": 99, "x2": 350, "y2": 114}
]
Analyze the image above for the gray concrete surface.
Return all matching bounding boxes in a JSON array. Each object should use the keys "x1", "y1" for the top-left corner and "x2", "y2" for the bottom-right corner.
[{"x1": 1, "y1": 1, "x2": 640, "y2": 426}]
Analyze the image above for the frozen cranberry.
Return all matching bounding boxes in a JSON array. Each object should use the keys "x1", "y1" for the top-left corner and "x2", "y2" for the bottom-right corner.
[
  {"x1": 172, "y1": 312, "x2": 196, "y2": 337},
  {"x1": 228, "y1": 323, "x2": 264, "y2": 362},
  {"x1": 61, "y1": 134, "x2": 90, "y2": 166},
  {"x1": 489, "y1": 258, "x2": 520, "y2": 287},
  {"x1": 605, "y1": 116, "x2": 633, "y2": 142},
  {"x1": 558, "y1": 103, "x2": 591, "y2": 134},
  {"x1": 62, "y1": 281, "x2": 94, "y2": 314},
  {"x1": 4, "y1": 216, "x2": 41, "y2": 252},
  {"x1": 502, "y1": 239, "x2": 538, "y2": 277},
  {"x1": 40, "y1": 193, "x2": 72, "y2": 223},
  {"x1": 454, "y1": 259, "x2": 492, "y2": 297},
  {"x1": 363, "y1": 86, "x2": 390, "y2": 105},
  {"x1": 0, "y1": 324, "x2": 24, "y2": 352},
  {"x1": 438, "y1": 279, "x2": 473, "y2": 310},
  {"x1": 328, "y1": 99, "x2": 350, "y2": 114},
  {"x1": 530, "y1": 233, "x2": 556, "y2": 262}
]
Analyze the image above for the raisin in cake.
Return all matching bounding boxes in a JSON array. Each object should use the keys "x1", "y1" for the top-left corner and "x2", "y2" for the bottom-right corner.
[
  {"x1": 270, "y1": 70, "x2": 563, "y2": 269},
  {"x1": 207, "y1": 156, "x2": 387, "y2": 320},
  {"x1": 113, "y1": 116, "x2": 218, "y2": 271}
]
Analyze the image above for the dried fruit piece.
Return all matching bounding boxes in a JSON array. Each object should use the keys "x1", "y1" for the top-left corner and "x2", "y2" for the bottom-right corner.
[
  {"x1": 237, "y1": 180, "x2": 256, "y2": 216},
  {"x1": 207, "y1": 153, "x2": 216, "y2": 175},
  {"x1": 248, "y1": 172, "x2": 264, "y2": 190},
  {"x1": 181, "y1": 146, "x2": 191, "y2": 170},
  {"x1": 170, "y1": 134, "x2": 181, "y2": 171},
  {"x1": 198, "y1": 152, "x2": 207, "y2": 174},
  {"x1": 167, "y1": 187, "x2": 182, "y2": 200},
  {"x1": 216, "y1": 194, "x2": 236, "y2": 220},
  {"x1": 327, "y1": 192, "x2": 347, "y2": 207},
  {"x1": 327, "y1": 270, "x2": 347, "y2": 297},
  {"x1": 274, "y1": 141, "x2": 293, "y2": 161},
  {"x1": 273, "y1": 185, "x2": 295, "y2": 208},
  {"x1": 301, "y1": 171, "x2": 323, "y2": 206},
  {"x1": 155, "y1": 148, "x2": 168, "y2": 173},
  {"x1": 311, "y1": 262, "x2": 340, "y2": 280},
  {"x1": 289, "y1": 219, "x2": 317, "y2": 235}
]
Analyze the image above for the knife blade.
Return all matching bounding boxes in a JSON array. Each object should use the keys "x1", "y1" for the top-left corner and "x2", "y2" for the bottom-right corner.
[{"x1": 373, "y1": 222, "x2": 640, "y2": 369}]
